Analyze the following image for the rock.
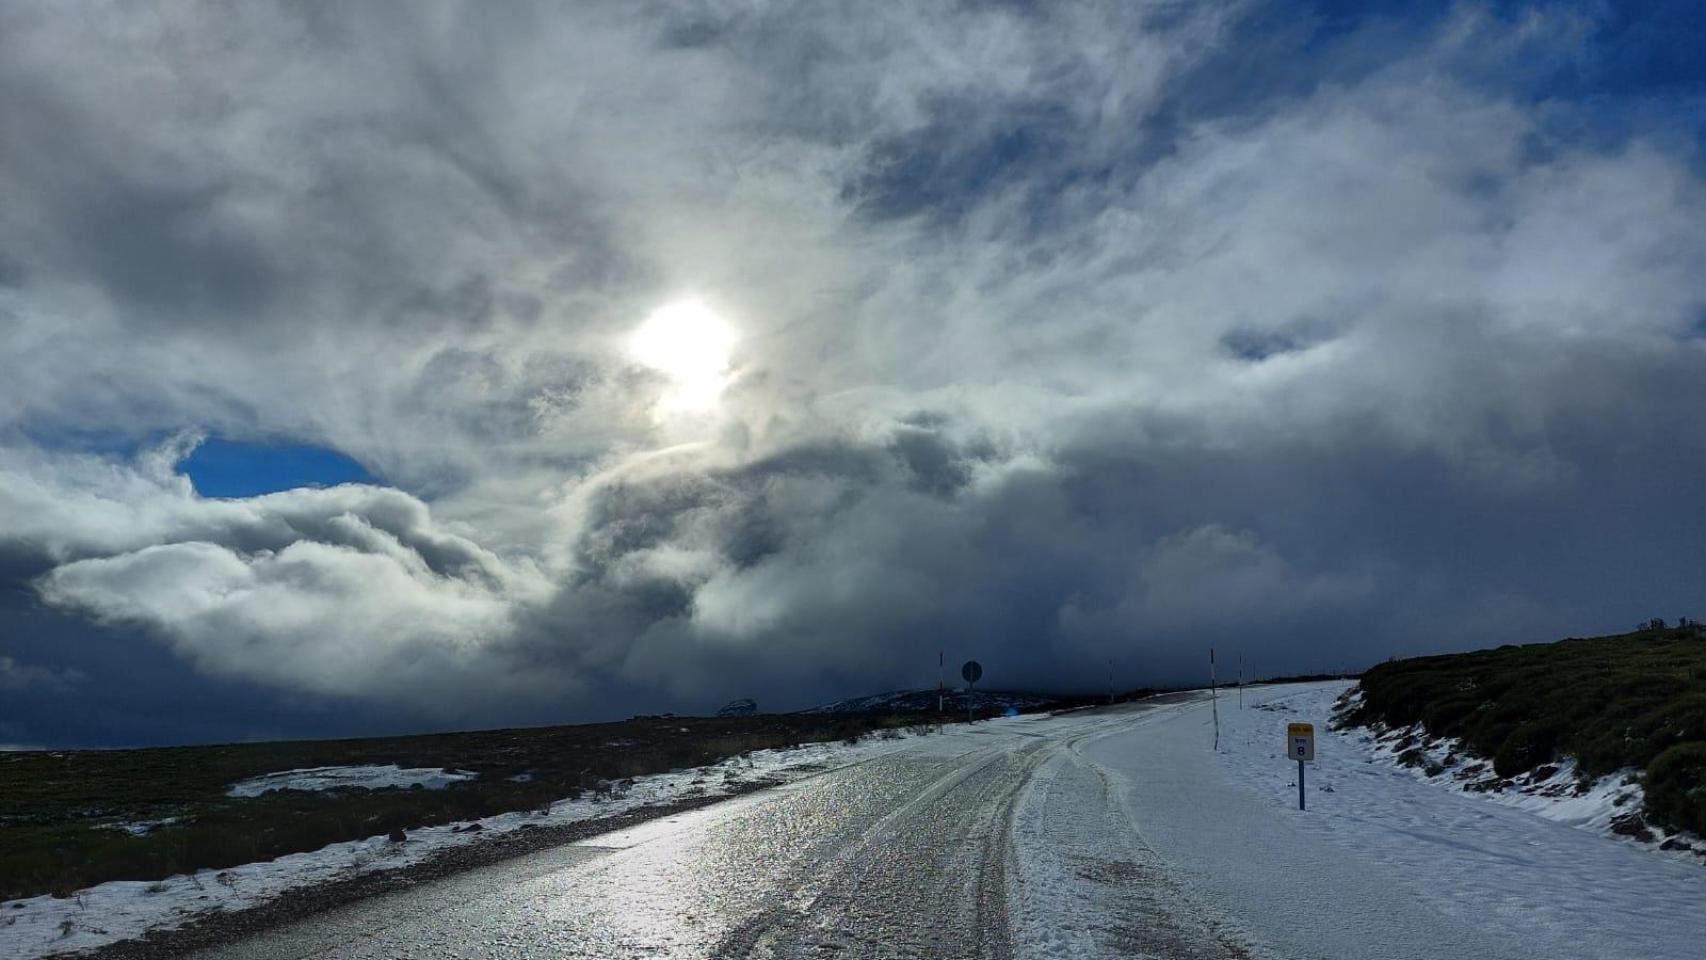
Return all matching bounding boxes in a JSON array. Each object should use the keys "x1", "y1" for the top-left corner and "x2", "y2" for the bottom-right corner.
[
  {"x1": 453, "y1": 822, "x2": 484, "y2": 834},
  {"x1": 717, "y1": 698, "x2": 759, "y2": 717},
  {"x1": 387, "y1": 828, "x2": 408, "y2": 843},
  {"x1": 1659, "y1": 837, "x2": 1693, "y2": 853},
  {"x1": 1609, "y1": 814, "x2": 1655, "y2": 843}
]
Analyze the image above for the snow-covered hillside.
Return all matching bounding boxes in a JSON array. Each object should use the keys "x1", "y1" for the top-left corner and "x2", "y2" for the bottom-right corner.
[{"x1": 1336, "y1": 688, "x2": 1706, "y2": 863}]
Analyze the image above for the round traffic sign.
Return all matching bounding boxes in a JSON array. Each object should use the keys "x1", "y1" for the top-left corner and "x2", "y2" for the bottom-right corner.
[{"x1": 961, "y1": 660, "x2": 983, "y2": 684}]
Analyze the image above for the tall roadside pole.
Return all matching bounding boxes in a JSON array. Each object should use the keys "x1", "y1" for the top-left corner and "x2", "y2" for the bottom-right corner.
[
  {"x1": 1238, "y1": 653, "x2": 1244, "y2": 710},
  {"x1": 1210, "y1": 648, "x2": 1219, "y2": 752},
  {"x1": 938, "y1": 651, "x2": 945, "y2": 713}
]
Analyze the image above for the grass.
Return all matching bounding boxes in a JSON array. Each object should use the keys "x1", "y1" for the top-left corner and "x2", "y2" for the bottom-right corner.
[
  {"x1": 0, "y1": 709, "x2": 968, "y2": 902},
  {"x1": 1343, "y1": 624, "x2": 1706, "y2": 835}
]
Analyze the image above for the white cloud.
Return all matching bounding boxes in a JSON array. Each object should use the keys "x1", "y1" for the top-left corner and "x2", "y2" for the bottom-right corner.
[
  {"x1": 40, "y1": 539, "x2": 539, "y2": 701},
  {"x1": 8, "y1": 439, "x2": 556, "y2": 705}
]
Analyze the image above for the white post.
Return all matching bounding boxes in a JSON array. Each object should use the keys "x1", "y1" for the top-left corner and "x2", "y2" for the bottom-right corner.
[{"x1": 1210, "y1": 648, "x2": 1219, "y2": 752}]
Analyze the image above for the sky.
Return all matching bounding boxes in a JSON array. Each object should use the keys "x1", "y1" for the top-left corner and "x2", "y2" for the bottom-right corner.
[{"x1": 2, "y1": 1, "x2": 1705, "y2": 747}]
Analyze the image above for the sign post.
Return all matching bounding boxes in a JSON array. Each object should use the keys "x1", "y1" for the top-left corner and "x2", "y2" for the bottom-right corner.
[
  {"x1": 1288, "y1": 722, "x2": 1315, "y2": 810},
  {"x1": 961, "y1": 660, "x2": 983, "y2": 723}
]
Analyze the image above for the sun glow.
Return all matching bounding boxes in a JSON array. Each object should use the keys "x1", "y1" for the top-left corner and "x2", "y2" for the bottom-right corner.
[{"x1": 629, "y1": 299, "x2": 736, "y2": 415}]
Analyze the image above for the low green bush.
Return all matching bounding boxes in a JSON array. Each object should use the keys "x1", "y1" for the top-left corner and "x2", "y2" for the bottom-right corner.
[
  {"x1": 1494, "y1": 722, "x2": 1559, "y2": 778},
  {"x1": 1352, "y1": 627, "x2": 1706, "y2": 834},
  {"x1": 1645, "y1": 744, "x2": 1706, "y2": 836}
]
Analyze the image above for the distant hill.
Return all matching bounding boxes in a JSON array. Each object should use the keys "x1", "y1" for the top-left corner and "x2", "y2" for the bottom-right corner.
[
  {"x1": 1341, "y1": 623, "x2": 1706, "y2": 837},
  {"x1": 801, "y1": 689, "x2": 1058, "y2": 714}
]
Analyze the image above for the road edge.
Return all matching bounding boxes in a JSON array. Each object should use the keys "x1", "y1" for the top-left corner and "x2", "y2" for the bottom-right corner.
[{"x1": 63, "y1": 780, "x2": 791, "y2": 960}]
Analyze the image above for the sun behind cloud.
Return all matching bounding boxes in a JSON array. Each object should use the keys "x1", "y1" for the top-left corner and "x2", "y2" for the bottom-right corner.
[{"x1": 629, "y1": 299, "x2": 737, "y2": 416}]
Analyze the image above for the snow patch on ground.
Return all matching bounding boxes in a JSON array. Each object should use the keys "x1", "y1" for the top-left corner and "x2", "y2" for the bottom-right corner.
[
  {"x1": 0, "y1": 728, "x2": 942, "y2": 959},
  {"x1": 1337, "y1": 689, "x2": 1706, "y2": 864},
  {"x1": 98, "y1": 818, "x2": 182, "y2": 838},
  {"x1": 226, "y1": 764, "x2": 479, "y2": 798}
]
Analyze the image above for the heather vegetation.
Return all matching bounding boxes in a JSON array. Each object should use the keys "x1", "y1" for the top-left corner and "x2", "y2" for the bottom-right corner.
[{"x1": 1344, "y1": 623, "x2": 1706, "y2": 835}]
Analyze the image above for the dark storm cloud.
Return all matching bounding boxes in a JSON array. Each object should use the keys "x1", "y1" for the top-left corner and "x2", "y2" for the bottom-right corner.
[
  {"x1": 534, "y1": 335, "x2": 1706, "y2": 704},
  {"x1": 2, "y1": 1, "x2": 1705, "y2": 742}
]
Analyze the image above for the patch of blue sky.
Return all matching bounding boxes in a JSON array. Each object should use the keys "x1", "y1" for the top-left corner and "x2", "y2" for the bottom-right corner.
[
  {"x1": 176, "y1": 437, "x2": 377, "y2": 498},
  {"x1": 18, "y1": 425, "x2": 378, "y2": 497},
  {"x1": 1169, "y1": 1, "x2": 1706, "y2": 138}
]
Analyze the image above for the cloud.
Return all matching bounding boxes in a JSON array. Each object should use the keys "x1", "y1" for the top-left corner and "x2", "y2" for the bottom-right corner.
[
  {"x1": 0, "y1": 655, "x2": 84, "y2": 693},
  {"x1": 7, "y1": 440, "x2": 555, "y2": 705},
  {"x1": 40, "y1": 540, "x2": 533, "y2": 701},
  {"x1": 2, "y1": 2, "x2": 1705, "y2": 739}
]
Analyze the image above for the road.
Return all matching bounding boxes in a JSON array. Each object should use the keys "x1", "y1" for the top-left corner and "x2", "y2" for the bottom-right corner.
[
  {"x1": 161, "y1": 682, "x2": 1706, "y2": 960},
  {"x1": 187, "y1": 697, "x2": 1230, "y2": 960}
]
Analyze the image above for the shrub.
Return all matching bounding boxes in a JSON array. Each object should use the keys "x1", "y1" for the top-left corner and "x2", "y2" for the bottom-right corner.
[
  {"x1": 1347, "y1": 630, "x2": 1706, "y2": 834},
  {"x1": 1419, "y1": 697, "x2": 1479, "y2": 735},
  {"x1": 1494, "y1": 722, "x2": 1560, "y2": 778},
  {"x1": 1645, "y1": 744, "x2": 1706, "y2": 836}
]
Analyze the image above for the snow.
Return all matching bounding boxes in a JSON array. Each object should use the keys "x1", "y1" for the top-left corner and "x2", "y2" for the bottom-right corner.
[
  {"x1": 1011, "y1": 734, "x2": 1255, "y2": 960},
  {"x1": 99, "y1": 817, "x2": 181, "y2": 838},
  {"x1": 226, "y1": 764, "x2": 479, "y2": 797},
  {"x1": 1070, "y1": 682, "x2": 1706, "y2": 960},
  {"x1": 13, "y1": 689, "x2": 1706, "y2": 959},
  {"x1": 0, "y1": 728, "x2": 939, "y2": 959},
  {"x1": 1346, "y1": 695, "x2": 1705, "y2": 862}
]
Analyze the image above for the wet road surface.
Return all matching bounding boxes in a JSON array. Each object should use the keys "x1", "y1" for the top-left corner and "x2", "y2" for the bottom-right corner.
[{"x1": 188, "y1": 707, "x2": 1188, "y2": 960}]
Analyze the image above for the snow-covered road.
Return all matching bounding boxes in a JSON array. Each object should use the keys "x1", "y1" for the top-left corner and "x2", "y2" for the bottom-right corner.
[
  {"x1": 16, "y1": 683, "x2": 1704, "y2": 959},
  {"x1": 178, "y1": 707, "x2": 1178, "y2": 960},
  {"x1": 1070, "y1": 681, "x2": 1706, "y2": 960}
]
